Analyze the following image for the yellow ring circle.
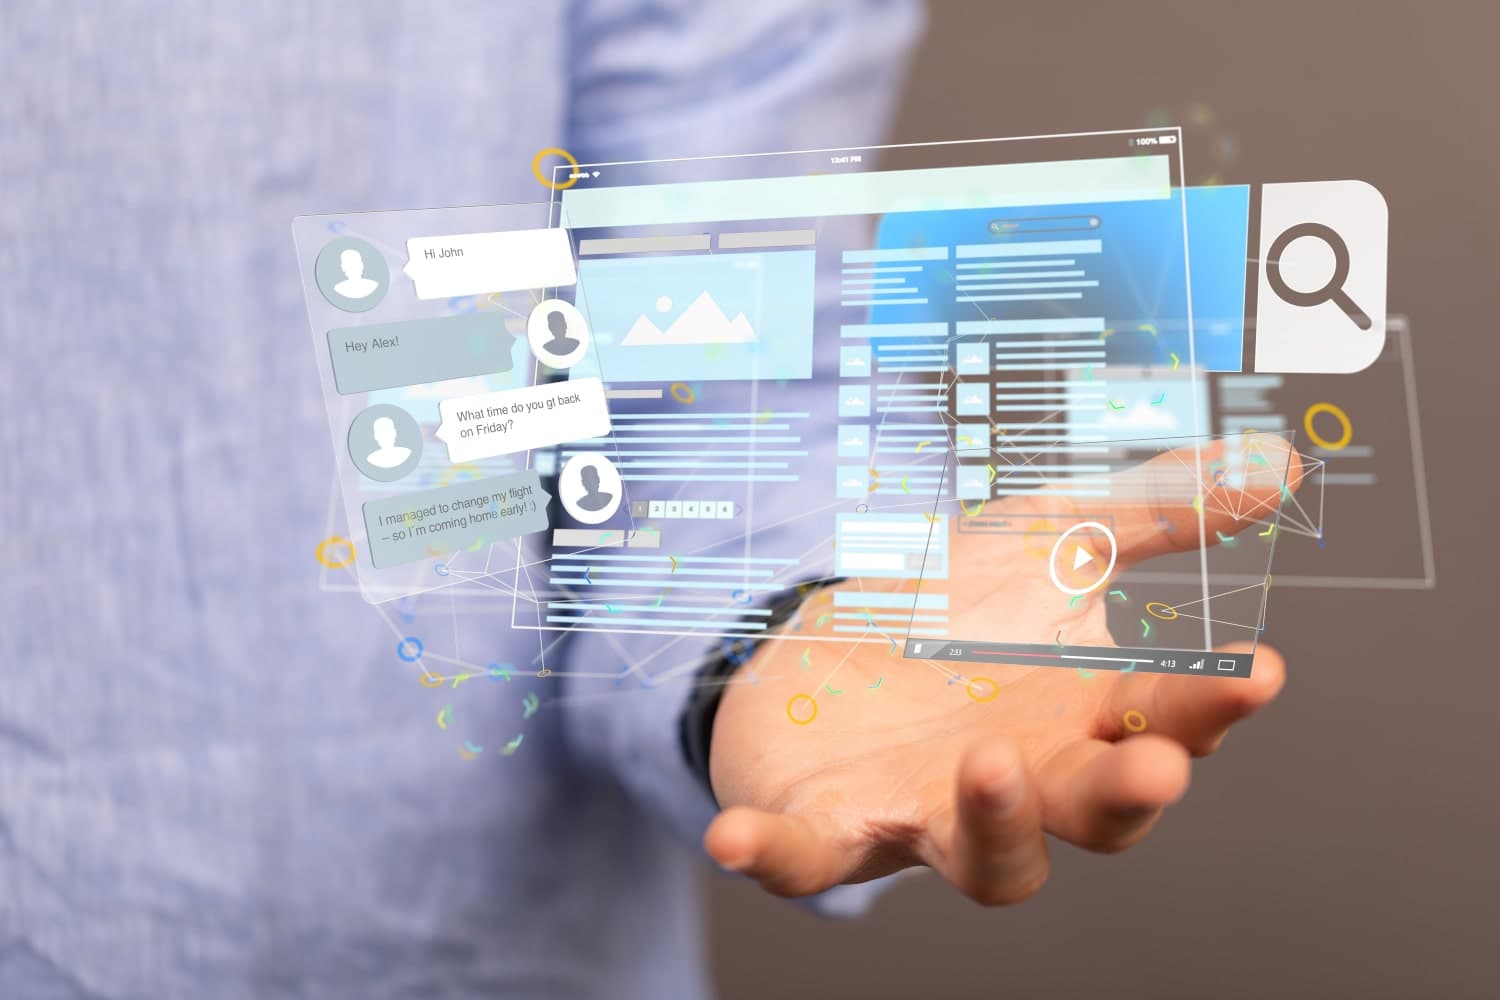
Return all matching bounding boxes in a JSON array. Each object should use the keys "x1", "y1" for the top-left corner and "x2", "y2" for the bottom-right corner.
[
  {"x1": 669, "y1": 382, "x2": 697, "y2": 404},
  {"x1": 1123, "y1": 709, "x2": 1148, "y2": 733},
  {"x1": 966, "y1": 676, "x2": 1000, "y2": 702},
  {"x1": 1145, "y1": 601, "x2": 1179, "y2": 621},
  {"x1": 531, "y1": 147, "x2": 580, "y2": 191},
  {"x1": 438, "y1": 463, "x2": 482, "y2": 487},
  {"x1": 786, "y1": 694, "x2": 818, "y2": 725},
  {"x1": 315, "y1": 536, "x2": 356, "y2": 569},
  {"x1": 1303, "y1": 402, "x2": 1352, "y2": 451},
  {"x1": 417, "y1": 672, "x2": 446, "y2": 689}
]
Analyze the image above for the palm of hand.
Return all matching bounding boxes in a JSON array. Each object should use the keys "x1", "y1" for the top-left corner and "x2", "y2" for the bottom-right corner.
[
  {"x1": 710, "y1": 582, "x2": 1185, "y2": 891},
  {"x1": 705, "y1": 445, "x2": 1293, "y2": 903}
]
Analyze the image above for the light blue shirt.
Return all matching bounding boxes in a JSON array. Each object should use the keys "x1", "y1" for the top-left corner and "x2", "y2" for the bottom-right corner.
[{"x1": 0, "y1": 2, "x2": 922, "y2": 997}]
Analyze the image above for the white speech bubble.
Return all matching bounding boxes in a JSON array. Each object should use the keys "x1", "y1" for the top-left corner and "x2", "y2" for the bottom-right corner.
[
  {"x1": 435, "y1": 377, "x2": 611, "y2": 463},
  {"x1": 403, "y1": 228, "x2": 577, "y2": 300}
]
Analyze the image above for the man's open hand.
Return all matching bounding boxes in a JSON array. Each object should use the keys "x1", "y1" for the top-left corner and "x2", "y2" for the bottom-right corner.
[{"x1": 704, "y1": 438, "x2": 1297, "y2": 905}]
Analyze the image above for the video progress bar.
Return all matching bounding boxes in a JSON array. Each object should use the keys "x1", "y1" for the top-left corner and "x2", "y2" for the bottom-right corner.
[{"x1": 902, "y1": 639, "x2": 1254, "y2": 677}]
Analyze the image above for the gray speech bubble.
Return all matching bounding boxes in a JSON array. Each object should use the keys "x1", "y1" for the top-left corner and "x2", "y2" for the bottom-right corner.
[
  {"x1": 360, "y1": 470, "x2": 550, "y2": 568},
  {"x1": 326, "y1": 313, "x2": 517, "y2": 394}
]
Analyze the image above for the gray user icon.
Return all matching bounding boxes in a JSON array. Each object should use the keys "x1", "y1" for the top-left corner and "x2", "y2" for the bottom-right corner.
[
  {"x1": 543, "y1": 310, "x2": 581, "y2": 356},
  {"x1": 575, "y1": 464, "x2": 613, "y2": 511},
  {"x1": 348, "y1": 403, "x2": 423, "y2": 482},
  {"x1": 315, "y1": 236, "x2": 390, "y2": 313}
]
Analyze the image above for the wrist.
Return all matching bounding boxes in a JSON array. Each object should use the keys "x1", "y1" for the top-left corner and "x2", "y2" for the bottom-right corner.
[{"x1": 677, "y1": 579, "x2": 844, "y2": 801}]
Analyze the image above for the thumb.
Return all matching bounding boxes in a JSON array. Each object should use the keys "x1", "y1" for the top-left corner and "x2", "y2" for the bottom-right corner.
[{"x1": 704, "y1": 807, "x2": 860, "y2": 898}]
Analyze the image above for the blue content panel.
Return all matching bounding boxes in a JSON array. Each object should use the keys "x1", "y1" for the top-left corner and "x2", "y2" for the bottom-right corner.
[
  {"x1": 1182, "y1": 184, "x2": 1251, "y2": 371},
  {"x1": 871, "y1": 185, "x2": 1251, "y2": 372}
]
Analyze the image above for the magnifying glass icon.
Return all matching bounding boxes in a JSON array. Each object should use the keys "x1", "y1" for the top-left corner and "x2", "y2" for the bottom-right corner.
[{"x1": 1265, "y1": 222, "x2": 1371, "y2": 330}]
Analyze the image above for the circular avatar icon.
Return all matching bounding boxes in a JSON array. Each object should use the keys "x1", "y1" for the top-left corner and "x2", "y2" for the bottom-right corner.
[
  {"x1": 526, "y1": 298, "x2": 590, "y2": 370},
  {"x1": 348, "y1": 403, "x2": 423, "y2": 482},
  {"x1": 1047, "y1": 521, "x2": 1118, "y2": 596},
  {"x1": 559, "y1": 453, "x2": 622, "y2": 525},
  {"x1": 315, "y1": 236, "x2": 390, "y2": 313}
]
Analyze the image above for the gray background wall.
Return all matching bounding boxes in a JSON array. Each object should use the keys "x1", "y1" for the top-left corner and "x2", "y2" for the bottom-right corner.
[{"x1": 709, "y1": 2, "x2": 1497, "y2": 997}]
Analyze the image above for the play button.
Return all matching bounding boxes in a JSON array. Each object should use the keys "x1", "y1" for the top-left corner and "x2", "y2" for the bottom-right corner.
[{"x1": 1048, "y1": 521, "x2": 1118, "y2": 596}]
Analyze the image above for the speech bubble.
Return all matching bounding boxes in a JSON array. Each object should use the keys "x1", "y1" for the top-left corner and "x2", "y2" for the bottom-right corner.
[
  {"x1": 435, "y1": 377, "x2": 611, "y2": 463},
  {"x1": 403, "y1": 228, "x2": 577, "y2": 300},
  {"x1": 326, "y1": 314, "x2": 516, "y2": 394},
  {"x1": 361, "y1": 470, "x2": 551, "y2": 568}
]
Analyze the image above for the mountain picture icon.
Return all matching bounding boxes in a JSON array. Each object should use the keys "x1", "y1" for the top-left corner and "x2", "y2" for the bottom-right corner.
[{"x1": 621, "y1": 291, "x2": 758, "y2": 347}]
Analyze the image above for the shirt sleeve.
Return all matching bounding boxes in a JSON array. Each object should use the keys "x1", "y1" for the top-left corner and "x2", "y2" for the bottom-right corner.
[{"x1": 554, "y1": 0, "x2": 926, "y2": 917}]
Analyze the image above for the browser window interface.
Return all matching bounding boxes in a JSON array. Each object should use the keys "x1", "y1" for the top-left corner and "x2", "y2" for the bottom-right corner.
[{"x1": 496, "y1": 129, "x2": 1252, "y2": 676}]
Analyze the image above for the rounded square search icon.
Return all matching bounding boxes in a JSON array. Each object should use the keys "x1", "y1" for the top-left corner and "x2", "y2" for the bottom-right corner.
[{"x1": 1253, "y1": 180, "x2": 1388, "y2": 374}]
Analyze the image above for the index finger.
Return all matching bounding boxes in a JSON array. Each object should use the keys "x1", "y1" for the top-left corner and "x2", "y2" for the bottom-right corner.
[{"x1": 1015, "y1": 434, "x2": 1304, "y2": 570}]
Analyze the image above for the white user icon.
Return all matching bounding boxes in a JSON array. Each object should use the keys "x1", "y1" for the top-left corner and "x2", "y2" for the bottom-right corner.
[
  {"x1": 366, "y1": 416, "x2": 412, "y2": 469},
  {"x1": 334, "y1": 248, "x2": 380, "y2": 299}
]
